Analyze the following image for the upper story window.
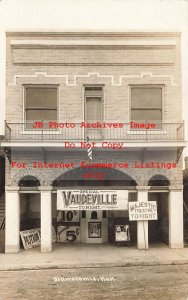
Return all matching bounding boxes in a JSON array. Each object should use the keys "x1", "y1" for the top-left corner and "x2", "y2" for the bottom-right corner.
[
  {"x1": 85, "y1": 86, "x2": 103, "y2": 122},
  {"x1": 25, "y1": 86, "x2": 58, "y2": 125},
  {"x1": 85, "y1": 86, "x2": 103, "y2": 139},
  {"x1": 131, "y1": 86, "x2": 163, "y2": 123}
]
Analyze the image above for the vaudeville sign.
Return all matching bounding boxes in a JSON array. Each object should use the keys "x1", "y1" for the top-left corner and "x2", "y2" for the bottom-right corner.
[
  {"x1": 128, "y1": 201, "x2": 158, "y2": 221},
  {"x1": 57, "y1": 189, "x2": 128, "y2": 210}
]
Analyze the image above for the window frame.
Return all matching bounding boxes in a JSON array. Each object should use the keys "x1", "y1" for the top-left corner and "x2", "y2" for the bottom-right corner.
[
  {"x1": 83, "y1": 85, "x2": 104, "y2": 140},
  {"x1": 84, "y1": 85, "x2": 104, "y2": 123},
  {"x1": 23, "y1": 84, "x2": 59, "y2": 129},
  {"x1": 129, "y1": 84, "x2": 164, "y2": 125}
]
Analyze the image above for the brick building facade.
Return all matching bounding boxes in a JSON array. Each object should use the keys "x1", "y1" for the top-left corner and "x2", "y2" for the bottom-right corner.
[{"x1": 2, "y1": 32, "x2": 186, "y2": 253}]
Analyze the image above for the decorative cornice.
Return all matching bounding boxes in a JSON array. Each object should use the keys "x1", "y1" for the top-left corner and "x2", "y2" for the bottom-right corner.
[
  {"x1": 8, "y1": 71, "x2": 179, "y2": 87},
  {"x1": 12, "y1": 63, "x2": 175, "y2": 67},
  {"x1": 6, "y1": 31, "x2": 181, "y2": 38},
  {"x1": 136, "y1": 186, "x2": 150, "y2": 191},
  {"x1": 169, "y1": 186, "x2": 183, "y2": 191},
  {"x1": 5, "y1": 186, "x2": 20, "y2": 192},
  {"x1": 10, "y1": 39, "x2": 177, "y2": 47},
  {"x1": 38, "y1": 186, "x2": 53, "y2": 191}
]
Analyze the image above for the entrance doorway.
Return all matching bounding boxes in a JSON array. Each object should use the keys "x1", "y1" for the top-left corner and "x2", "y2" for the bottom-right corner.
[
  {"x1": 148, "y1": 192, "x2": 169, "y2": 244},
  {"x1": 19, "y1": 176, "x2": 41, "y2": 249},
  {"x1": 52, "y1": 167, "x2": 137, "y2": 245},
  {"x1": 148, "y1": 175, "x2": 170, "y2": 245}
]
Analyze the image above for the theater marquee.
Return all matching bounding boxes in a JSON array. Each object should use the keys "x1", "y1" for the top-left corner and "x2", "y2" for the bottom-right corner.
[{"x1": 57, "y1": 190, "x2": 128, "y2": 210}]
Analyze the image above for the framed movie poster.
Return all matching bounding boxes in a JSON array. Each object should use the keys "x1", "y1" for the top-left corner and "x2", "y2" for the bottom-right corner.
[
  {"x1": 115, "y1": 225, "x2": 130, "y2": 242},
  {"x1": 88, "y1": 222, "x2": 101, "y2": 238}
]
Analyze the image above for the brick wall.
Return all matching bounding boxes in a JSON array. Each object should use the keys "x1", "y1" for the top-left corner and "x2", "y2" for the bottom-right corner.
[
  {"x1": 5, "y1": 32, "x2": 183, "y2": 187},
  {"x1": 6, "y1": 32, "x2": 182, "y2": 123},
  {"x1": 4, "y1": 149, "x2": 181, "y2": 186}
]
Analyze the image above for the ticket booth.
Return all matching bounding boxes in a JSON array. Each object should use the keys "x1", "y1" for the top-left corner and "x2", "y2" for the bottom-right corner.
[
  {"x1": 56, "y1": 210, "x2": 108, "y2": 243},
  {"x1": 56, "y1": 189, "x2": 128, "y2": 244},
  {"x1": 80, "y1": 210, "x2": 108, "y2": 243}
]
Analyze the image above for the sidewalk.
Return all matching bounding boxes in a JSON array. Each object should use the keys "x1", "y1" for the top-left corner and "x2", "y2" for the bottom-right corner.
[{"x1": 0, "y1": 243, "x2": 188, "y2": 271}]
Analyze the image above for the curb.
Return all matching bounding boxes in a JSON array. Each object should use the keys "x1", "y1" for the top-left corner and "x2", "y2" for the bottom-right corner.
[{"x1": 1, "y1": 260, "x2": 188, "y2": 271}]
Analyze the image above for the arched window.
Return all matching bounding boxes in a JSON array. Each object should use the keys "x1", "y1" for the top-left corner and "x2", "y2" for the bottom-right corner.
[
  {"x1": 148, "y1": 175, "x2": 170, "y2": 187},
  {"x1": 91, "y1": 211, "x2": 98, "y2": 219},
  {"x1": 19, "y1": 175, "x2": 40, "y2": 187}
]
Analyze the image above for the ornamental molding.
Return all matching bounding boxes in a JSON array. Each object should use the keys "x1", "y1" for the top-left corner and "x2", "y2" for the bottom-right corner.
[{"x1": 8, "y1": 71, "x2": 179, "y2": 87}]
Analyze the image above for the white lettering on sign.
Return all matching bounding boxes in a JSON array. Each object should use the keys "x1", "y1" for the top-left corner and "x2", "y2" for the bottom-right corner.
[
  {"x1": 128, "y1": 201, "x2": 158, "y2": 221},
  {"x1": 57, "y1": 190, "x2": 128, "y2": 210}
]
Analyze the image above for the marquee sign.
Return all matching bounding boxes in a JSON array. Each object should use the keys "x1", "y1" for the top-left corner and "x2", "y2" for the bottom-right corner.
[
  {"x1": 57, "y1": 189, "x2": 128, "y2": 210},
  {"x1": 128, "y1": 201, "x2": 158, "y2": 221}
]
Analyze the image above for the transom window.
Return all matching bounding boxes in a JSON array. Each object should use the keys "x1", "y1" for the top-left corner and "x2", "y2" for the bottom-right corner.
[
  {"x1": 131, "y1": 86, "x2": 163, "y2": 123},
  {"x1": 25, "y1": 86, "x2": 58, "y2": 127}
]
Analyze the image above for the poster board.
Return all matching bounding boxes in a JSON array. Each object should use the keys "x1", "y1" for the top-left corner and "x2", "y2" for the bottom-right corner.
[
  {"x1": 129, "y1": 201, "x2": 158, "y2": 221},
  {"x1": 20, "y1": 226, "x2": 56, "y2": 249},
  {"x1": 20, "y1": 228, "x2": 41, "y2": 250},
  {"x1": 115, "y1": 225, "x2": 130, "y2": 242},
  {"x1": 56, "y1": 226, "x2": 80, "y2": 243}
]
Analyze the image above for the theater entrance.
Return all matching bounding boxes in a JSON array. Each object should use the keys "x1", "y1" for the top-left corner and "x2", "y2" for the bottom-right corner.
[{"x1": 52, "y1": 167, "x2": 137, "y2": 245}]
